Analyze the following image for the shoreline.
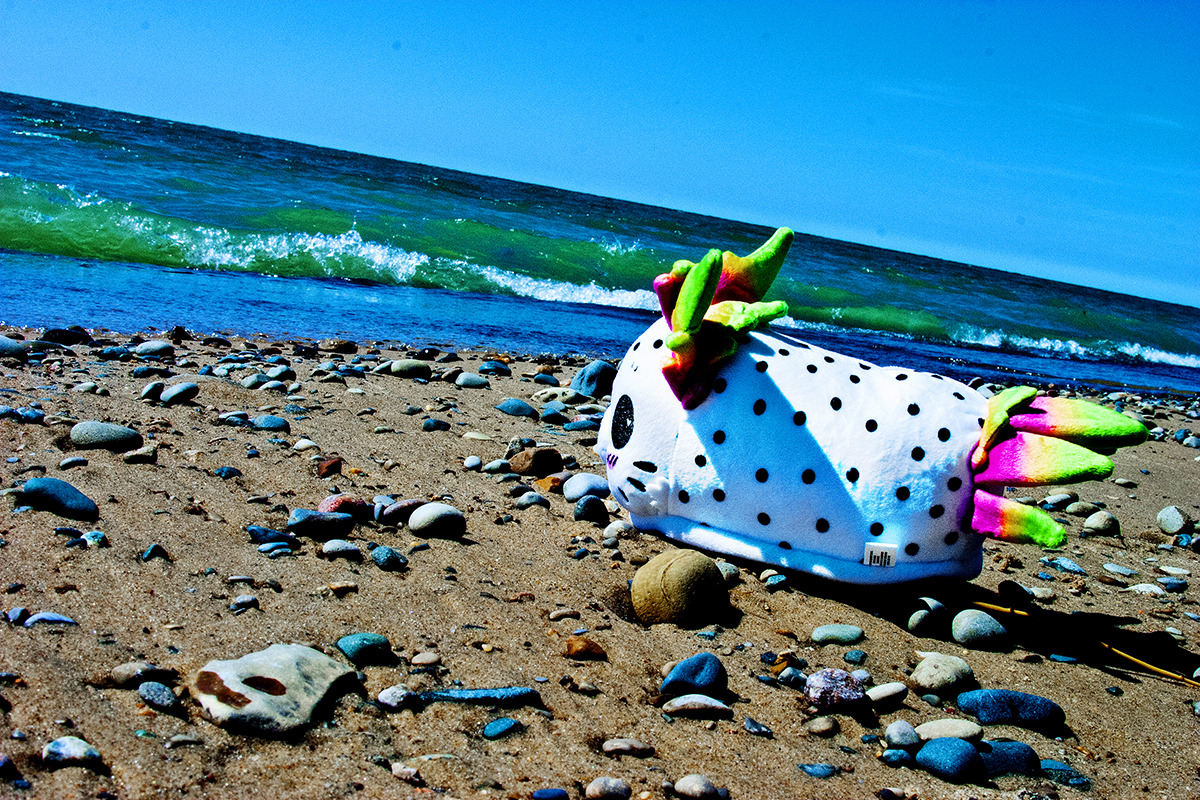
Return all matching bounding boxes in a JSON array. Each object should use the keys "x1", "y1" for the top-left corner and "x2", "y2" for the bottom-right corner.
[{"x1": 1, "y1": 324, "x2": 1199, "y2": 799}]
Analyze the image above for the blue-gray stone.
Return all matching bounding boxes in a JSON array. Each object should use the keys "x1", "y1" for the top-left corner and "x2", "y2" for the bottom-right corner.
[
  {"x1": 538, "y1": 409, "x2": 570, "y2": 425},
  {"x1": 392, "y1": 685, "x2": 543, "y2": 711},
  {"x1": 0, "y1": 335, "x2": 27, "y2": 361},
  {"x1": 336, "y1": 632, "x2": 393, "y2": 666},
  {"x1": 370, "y1": 545, "x2": 408, "y2": 571},
  {"x1": 141, "y1": 543, "x2": 171, "y2": 562},
  {"x1": 563, "y1": 473, "x2": 610, "y2": 502},
  {"x1": 241, "y1": 373, "x2": 270, "y2": 389},
  {"x1": 23, "y1": 611, "x2": 77, "y2": 627},
  {"x1": 1158, "y1": 576, "x2": 1188, "y2": 592},
  {"x1": 812, "y1": 623, "x2": 863, "y2": 645},
  {"x1": 1040, "y1": 556, "x2": 1087, "y2": 575},
  {"x1": 14, "y1": 407, "x2": 43, "y2": 424},
  {"x1": 531, "y1": 790, "x2": 569, "y2": 800},
  {"x1": 160, "y1": 382, "x2": 199, "y2": 406},
  {"x1": 1103, "y1": 563, "x2": 1139, "y2": 577},
  {"x1": 563, "y1": 419, "x2": 601, "y2": 431},
  {"x1": 516, "y1": 492, "x2": 550, "y2": 509},
  {"x1": 250, "y1": 415, "x2": 290, "y2": 432},
  {"x1": 17, "y1": 478, "x2": 99, "y2": 521},
  {"x1": 138, "y1": 680, "x2": 180, "y2": 711},
  {"x1": 258, "y1": 541, "x2": 293, "y2": 555},
  {"x1": 99, "y1": 346, "x2": 130, "y2": 360},
  {"x1": 764, "y1": 574, "x2": 788, "y2": 592},
  {"x1": 455, "y1": 372, "x2": 490, "y2": 389},
  {"x1": 880, "y1": 749, "x2": 915, "y2": 767},
  {"x1": 956, "y1": 689, "x2": 1065, "y2": 730},
  {"x1": 478, "y1": 360, "x2": 511, "y2": 376},
  {"x1": 132, "y1": 365, "x2": 172, "y2": 379},
  {"x1": 796, "y1": 763, "x2": 838, "y2": 779},
  {"x1": 951, "y1": 609, "x2": 1008, "y2": 649},
  {"x1": 481, "y1": 716, "x2": 524, "y2": 740},
  {"x1": 777, "y1": 666, "x2": 806, "y2": 689},
  {"x1": 41, "y1": 735, "x2": 103, "y2": 770},
  {"x1": 287, "y1": 508, "x2": 355, "y2": 540},
  {"x1": 1040, "y1": 759, "x2": 1092, "y2": 791},
  {"x1": 570, "y1": 360, "x2": 617, "y2": 399},
  {"x1": 141, "y1": 381, "x2": 165, "y2": 401},
  {"x1": 134, "y1": 340, "x2": 174, "y2": 358},
  {"x1": 978, "y1": 740, "x2": 1041, "y2": 777},
  {"x1": 321, "y1": 539, "x2": 362, "y2": 560},
  {"x1": 246, "y1": 525, "x2": 299, "y2": 546},
  {"x1": 7, "y1": 608, "x2": 30, "y2": 625},
  {"x1": 70, "y1": 420, "x2": 143, "y2": 451},
  {"x1": 573, "y1": 495, "x2": 609, "y2": 524},
  {"x1": 743, "y1": 716, "x2": 773, "y2": 737},
  {"x1": 82, "y1": 530, "x2": 108, "y2": 547},
  {"x1": 843, "y1": 649, "x2": 868, "y2": 665},
  {"x1": 495, "y1": 398, "x2": 538, "y2": 418},
  {"x1": 214, "y1": 466, "x2": 242, "y2": 480},
  {"x1": 533, "y1": 373, "x2": 560, "y2": 386},
  {"x1": 661, "y1": 652, "x2": 728, "y2": 698},
  {"x1": 915, "y1": 737, "x2": 985, "y2": 784},
  {"x1": 266, "y1": 365, "x2": 296, "y2": 381},
  {"x1": 58, "y1": 456, "x2": 89, "y2": 470}
]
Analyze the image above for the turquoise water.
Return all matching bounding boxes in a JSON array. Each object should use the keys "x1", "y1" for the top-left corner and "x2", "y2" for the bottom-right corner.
[{"x1": 1, "y1": 91, "x2": 1197, "y2": 393}]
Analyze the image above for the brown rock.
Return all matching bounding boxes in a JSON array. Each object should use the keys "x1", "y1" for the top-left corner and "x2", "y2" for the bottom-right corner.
[
  {"x1": 316, "y1": 457, "x2": 343, "y2": 478},
  {"x1": 509, "y1": 447, "x2": 563, "y2": 477},
  {"x1": 535, "y1": 475, "x2": 565, "y2": 494},
  {"x1": 563, "y1": 636, "x2": 607, "y2": 661},
  {"x1": 320, "y1": 338, "x2": 358, "y2": 354},
  {"x1": 631, "y1": 549, "x2": 726, "y2": 626}
]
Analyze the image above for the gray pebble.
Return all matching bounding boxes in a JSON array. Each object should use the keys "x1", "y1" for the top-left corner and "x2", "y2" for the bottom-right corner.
[
  {"x1": 408, "y1": 502, "x2": 467, "y2": 538},
  {"x1": 673, "y1": 774, "x2": 720, "y2": 798},
  {"x1": 812, "y1": 623, "x2": 863, "y2": 645},
  {"x1": 41, "y1": 735, "x2": 103, "y2": 770},
  {"x1": 138, "y1": 680, "x2": 180, "y2": 711},
  {"x1": 230, "y1": 594, "x2": 259, "y2": 612},
  {"x1": 951, "y1": 609, "x2": 1008, "y2": 649},
  {"x1": 69, "y1": 420, "x2": 143, "y2": 452},
  {"x1": 160, "y1": 382, "x2": 199, "y2": 406},
  {"x1": 884, "y1": 719, "x2": 920, "y2": 749},
  {"x1": 321, "y1": 539, "x2": 362, "y2": 560},
  {"x1": 1081, "y1": 510, "x2": 1121, "y2": 537},
  {"x1": 585, "y1": 776, "x2": 632, "y2": 799}
]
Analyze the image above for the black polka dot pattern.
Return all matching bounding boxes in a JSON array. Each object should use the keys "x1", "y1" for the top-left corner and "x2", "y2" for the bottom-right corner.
[
  {"x1": 714, "y1": 378, "x2": 727, "y2": 393},
  {"x1": 793, "y1": 411, "x2": 806, "y2": 426},
  {"x1": 713, "y1": 489, "x2": 725, "y2": 502},
  {"x1": 802, "y1": 469, "x2": 816, "y2": 484},
  {"x1": 695, "y1": 455, "x2": 707, "y2": 467},
  {"x1": 678, "y1": 490, "x2": 689, "y2": 503},
  {"x1": 713, "y1": 430, "x2": 726, "y2": 444},
  {"x1": 753, "y1": 399, "x2": 766, "y2": 415},
  {"x1": 757, "y1": 512, "x2": 770, "y2": 525},
  {"x1": 755, "y1": 468, "x2": 769, "y2": 483}
]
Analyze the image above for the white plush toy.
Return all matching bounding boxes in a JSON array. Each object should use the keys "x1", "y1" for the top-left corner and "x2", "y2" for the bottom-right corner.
[{"x1": 597, "y1": 228, "x2": 1145, "y2": 584}]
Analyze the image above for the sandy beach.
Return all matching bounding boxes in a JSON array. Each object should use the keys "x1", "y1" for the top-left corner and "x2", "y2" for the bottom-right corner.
[{"x1": 1, "y1": 325, "x2": 1198, "y2": 800}]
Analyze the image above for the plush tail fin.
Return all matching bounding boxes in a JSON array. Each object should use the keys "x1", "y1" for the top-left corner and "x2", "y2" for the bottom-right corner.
[{"x1": 970, "y1": 387, "x2": 1147, "y2": 545}]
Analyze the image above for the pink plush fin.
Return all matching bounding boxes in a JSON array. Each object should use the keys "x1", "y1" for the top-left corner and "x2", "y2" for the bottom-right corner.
[
  {"x1": 972, "y1": 386, "x2": 1037, "y2": 470},
  {"x1": 713, "y1": 227, "x2": 795, "y2": 304},
  {"x1": 1008, "y1": 396, "x2": 1148, "y2": 449},
  {"x1": 971, "y1": 490, "x2": 1066, "y2": 547},
  {"x1": 662, "y1": 323, "x2": 738, "y2": 410},
  {"x1": 974, "y1": 430, "x2": 1115, "y2": 486}
]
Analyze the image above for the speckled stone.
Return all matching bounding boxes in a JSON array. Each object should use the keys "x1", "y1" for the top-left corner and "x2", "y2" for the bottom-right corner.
[
  {"x1": 956, "y1": 689, "x2": 1065, "y2": 730},
  {"x1": 909, "y1": 651, "x2": 974, "y2": 694},
  {"x1": 41, "y1": 736, "x2": 104, "y2": 771},
  {"x1": 950, "y1": 609, "x2": 1008, "y2": 649},
  {"x1": 804, "y1": 668, "x2": 865, "y2": 710},
  {"x1": 69, "y1": 420, "x2": 144, "y2": 452},
  {"x1": 915, "y1": 737, "x2": 985, "y2": 784},
  {"x1": 407, "y1": 502, "x2": 467, "y2": 538},
  {"x1": 585, "y1": 776, "x2": 632, "y2": 799},
  {"x1": 660, "y1": 652, "x2": 728, "y2": 698}
]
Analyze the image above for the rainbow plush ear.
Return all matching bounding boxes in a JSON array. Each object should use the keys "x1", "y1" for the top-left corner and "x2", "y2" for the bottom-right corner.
[
  {"x1": 970, "y1": 388, "x2": 1147, "y2": 545},
  {"x1": 654, "y1": 229, "x2": 793, "y2": 408}
]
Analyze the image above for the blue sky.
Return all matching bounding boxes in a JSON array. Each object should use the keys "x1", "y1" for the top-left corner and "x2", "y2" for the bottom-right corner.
[{"x1": 1, "y1": 0, "x2": 1196, "y2": 303}]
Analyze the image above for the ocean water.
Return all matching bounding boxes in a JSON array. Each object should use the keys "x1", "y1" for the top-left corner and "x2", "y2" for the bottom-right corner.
[{"x1": 1, "y1": 91, "x2": 1197, "y2": 394}]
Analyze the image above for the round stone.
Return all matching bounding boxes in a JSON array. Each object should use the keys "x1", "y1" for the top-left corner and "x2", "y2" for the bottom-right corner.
[
  {"x1": 336, "y1": 632, "x2": 393, "y2": 666},
  {"x1": 804, "y1": 668, "x2": 865, "y2": 709},
  {"x1": 672, "y1": 774, "x2": 720, "y2": 798},
  {"x1": 70, "y1": 420, "x2": 143, "y2": 452},
  {"x1": 868, "y1": 681, "x2": 909, "y2": 711},
  {"x1": 804, "y1": 716, "x2": 839, "y2": 736},
  {"x1": 1081, "y1": 510, "x2": 1121, "y2": 537},
  {"x1": 321, "y1": 539, "x2": 362, "y2": 560},
  {"x1": 563, "y1": 472, "x2": 611, "y2": 502},
  {"x1": 585, "y1": 776, "x2": 632, "y2": 799},
  {"x1": 600, "y1": 738, "x2": 654, "y2": 757},
  {"x1": 909, "y1": 651, "x2": 974, "y2": 694},
  {"x1": 631, "y1": 549, "x2": 726, "y2": 626},
  {"x1": 660, "y1": 652, "x2": 728, "y2": 698},
  {"x1": 482, "y1": 716, "x2": 524, "y2": 740},
  {"x1": 138, "y1": 680, "x2": 180, "y2": 711},
  {"x1": 408, "y1": 502, "x2": 467, "y2": 538},
  {"x1": 884, "y1": 719, "x2": 920, "y2": 749},
  {"x1": 370, "y1": 545, "x2": 408, "y2": 571},
  {"x1": 1157, "y1": 506, "x2": 1193, "y2": 535},
  {"x1": 41, "y1": 736, "x2": 103, "y2": 770},
  {"x1": 950, "y1": 609, "x2": 1008, "y2": 649},
  {"x1": 455, "y1": 372, "x2": 490, "y2": 389},
  {"x1": 573, "y1": 494, "x2": 610, "y2": 524},
  {"x1": 915, "y1": 737, "x2": 985, "y2": 784},
  {"x1": 160, "y1": 382, "x2": 199, "y2": 406}
]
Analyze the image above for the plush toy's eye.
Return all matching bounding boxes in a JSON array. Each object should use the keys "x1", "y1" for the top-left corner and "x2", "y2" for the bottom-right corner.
[{"x1": 611, "y1": 394, "x2": 635, "y2": 449}]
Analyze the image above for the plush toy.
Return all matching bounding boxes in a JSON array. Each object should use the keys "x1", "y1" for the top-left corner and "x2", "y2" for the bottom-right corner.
[{"x1": 597, "y1": 228, "x2": 1146, "y2": 583}]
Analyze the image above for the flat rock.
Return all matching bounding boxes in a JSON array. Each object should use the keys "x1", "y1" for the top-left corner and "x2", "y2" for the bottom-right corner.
[
  {"x1": 495, "y1": 398, "x2": 538, "y2": 418},
  {"x1": 662, "y1": 693, "x2": 732, "y2": 719},
  {"x1": 337, "y1": 632, "x2": 393, "y2": 666},
  {"x1": 70, "y1": 420, "x2": 143, "y2": 452},
  {"x1": 563, "y1": 472, "x2": 611, "y2": 502},
  {"x1": 160, "y1": 382, "x2": 199, "y2": 406},
  {"x1": 111, "y1": 660, "x2": 177, "y2": 688},
  {"x1": 17, "y1": 477, "x2": 99, "y2": 521},
  {"x1": 915, "y1": 718, "x2": 983, "y2": 742},
  {"x1": 286, "y1": 508, "x2": 354, "y2": 540},
  {"x1": 601, "y1": 737, "x2": 654, "y2": 757},
  {"x1": 915, "y1": 737, "x2": 985, "y2": 784},
  {"x1": 192, "y1": 643, "x2": 357, "y2": 735},
  {"x1": 867, "y1": 681, "x2": 909, "y2": 711},
  {"x1": 661, "y1": 652, "x2": 727, "y2": 698},
  {"x1": 672, "y1": 774, "x2": 720, "y2": 798},
  {"x1": 585, "y1": 776, "x2": 631, "y2": 800},
  {"x1": 811, "y1": 623, "x2": 863, "y2": 645},
  {"x1": 979, "y1": 739, "x2": 1041, "y2": 777},
  {"x1": 956, "y1": 688, "x2": 1065, "y2": 730}
]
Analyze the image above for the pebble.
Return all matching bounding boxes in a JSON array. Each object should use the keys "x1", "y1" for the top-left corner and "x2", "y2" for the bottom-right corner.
[
  {"x1": 880, "y1": 749, "x2": 915, "y2": 767},
  {"x1": 585, "y1": 776, "x2": 631, "y2": 800},
  {"x1": 1081, "y1": 510, "x2": 1121, "y2": 537},
  {"x1": 811, "y1": 623, "x2": 863, "y2": 645},
  {"x1": 482, "y1": 716, "x2": 524, "y2": 740},
  {"x1": 661, "y1": 693, "x2": 733, "y2": 718},
  {"x1": 601, "y1": 737, "x2": 654, "y2": 757},
  {"x1": 229, "y1": 594, "x2": 259, "y2": 612},
  {"x1": 160, "y1": 381, "x2": 199, "y2": 406},
  {"x1": 321, "y1": 539, "x2": 362, "y2": 561},
  {"x1": 140, "y1": 381, "x2": 164, "y2": 400},
  {"x1": 337, "y1": 633, "x2": 393, "y2": 666},
  {"x1": 661, "y1": 652, "x2": 728, "y2": 698},
  {"x1": 495, "y1": 398, "x2": 538, "y2": 418},
  {"x1": 979, "y1": 739, "x2": 1041, "y2": 777},
  {"x1": 532, "y1": 791, "x2": 569, "y2": 800},
  {"x1": 0, "y1": 335, "x2": 26, "y2": 361},
  {"x1": 914, "y1": 718, "x2": 983, "y2": 742},
  {"x1": 134, "y1": 339, "x2": 174, "y2": 358},
  {"x1": 508, "y1": 447, "x2": 563, "y2": 477},
  {"x1": 804, "y1": 716, "x2": 839, "y2": 736},
  {"x1": 1126, "y1": 583, "x2": 1166, "y2": 595},
  {"x1": 915, "y1": 737, "x2": 985, "y2": 784},
  {"x1": 956, "y1": 688, "x2": 1066, "y2": 731},
  {"x1": 370, "y1": 545, "x2": 408, "y2": 571},
  {"x1": 23, "y1": 611, "x2": 78, "y2": 627},
  {"x1": 804, "y1": 668, "x2": 865, "y2": 710},
  {"x1": 867, "y1": 682, "x2": 909, "y2": 711},
  {"x1": 111, "y1": 661, "x2": 177, "y2": 687},
  {"x1": 574, "y1": 494, "x2": 610, "y2": 524},
  {"x1": 777, "y1": 666, "x2": 806, "y2": 689},
  {"x1": 743, "y1": 716, "x2": 773, "y2": 737},
  {"x1": 843, "y1": 649, "x2": 868, "y2": 665},
  {"x1": 1064, "y1": 501, "x2": 1100, "y2": 517},
  {"x1": 462, "y1": 455, "x2": 482, "y2": 471},
  {"x1": 570, "y1": 360, "x2": 616, "y2": 399},
  {"x1": 796, "y1": 763, "x2": 838, "y2": 779},
  {"x1": 214, "y1": 466, "x2": 242, "y2": 480},
  {"x1": 407, "y1": 502, "x2": 467, "y2": 538},
  {"x1": 1041, "y1": 492, "x2": 1077, "y2": 510},
  {"x1": 57, "y1": 456, "x2": 88, "y2": 470},
  {"x1": 41, "y1": 735, "x2": 104, "y2": 771},
  {"x1": 631, "y1": 549, "x2": 725, "y2": 626},
  {"x1": 1103, "y1": 562, "x2": 1139, "y2": 577},
  {"x1": 884, "y1": 720, "x2": 920, "y2": 749},
  {"x1": 141, "y1": 543, "x2": 171, "y2": 562},
  {"x1": 286, "y1": 508, "x2": 355, "y2": 540},
  {"x1": 17, "y1": 477, "x2": 99, "y2": 521},
  {"x1": 1040, "y1": 758, "x2": 1092, "y2": 791},
  {"x1": 672, "y1": 774, "x2": 720, "y2": 798},
  {"x1": 70, "y1": 420, "x2": 145, "y2": 452},
  {"x1": 563, "y1": 636, "x2": 607, "y2": 660},
  {"x1": 250, "y1": 414, "x2": 290, "y2": 433},
  {"x1": 950, "y1": 609, "x2": 1008, "y2": 649},
  {"x1": 1157, "y1": 576, "x2": 1188, "y2": 592},
  {"x1": 563, "y1": 472, "x2": 611, "y2": 502},
  {"x1": 1158, "y1": 505, "x2": 1193, "y2": 535},
  {"x1": 193, "y1": 644, "x2": 356, "y2": 735},
  {"x1": 138, "y1": 680, "x2": 180, "y2": 711},
  {"x1": 1040, "y1": 555, "x2": 1087, "y2": 575},
  {"x1": 516, "y1": 492, "x2": 550, "y2": 509},
  {"x1": 909, "y1": 651, "x2": 974, "y2": 694},
  {"x1": 478, "y1": 360, "x2": 511, "y2": 377}
]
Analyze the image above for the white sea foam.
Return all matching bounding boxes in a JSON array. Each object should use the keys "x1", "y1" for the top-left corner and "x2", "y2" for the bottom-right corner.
[
  {"x1": 953, "y1": 324, "x2": 1200, "y2": 368},
  {"x1": 475, "y1": 263, "x2": 658, "y2": 310}
]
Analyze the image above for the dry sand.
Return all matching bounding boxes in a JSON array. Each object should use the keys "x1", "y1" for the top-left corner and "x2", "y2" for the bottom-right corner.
[{"x1": 1, "y1": 326, "x2": 1198, "y2": 800}]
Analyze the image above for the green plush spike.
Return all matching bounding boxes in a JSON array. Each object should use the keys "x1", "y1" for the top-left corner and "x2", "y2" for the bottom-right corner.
[{"x1": 667, "y1": 248, "x2": 723, "y2": 349}]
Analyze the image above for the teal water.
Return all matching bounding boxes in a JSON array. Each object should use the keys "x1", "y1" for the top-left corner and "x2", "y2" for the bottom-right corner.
[{"x1": 1, "y1": 91, "x2": 1197, "y2": 393}]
